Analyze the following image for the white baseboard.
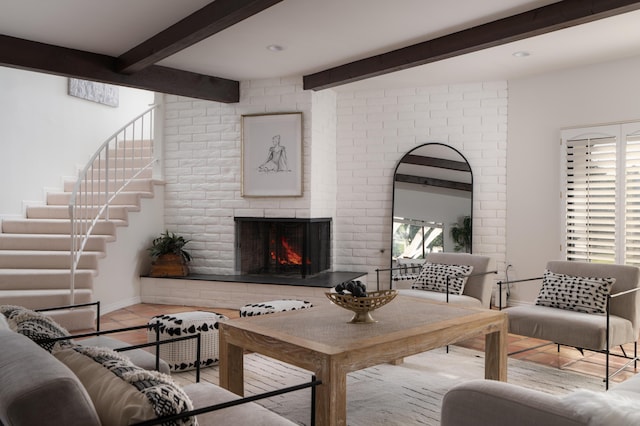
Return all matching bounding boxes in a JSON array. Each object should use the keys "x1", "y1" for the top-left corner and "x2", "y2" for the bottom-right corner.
[{"x1": 101, "y1": 296, "x2": 142, "y2": 315}]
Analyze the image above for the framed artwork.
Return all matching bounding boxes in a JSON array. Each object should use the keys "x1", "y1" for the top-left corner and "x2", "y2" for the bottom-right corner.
[
  {"x1": 68, "y1": 78, "x2": 119, "y2": 107},
  {"x1": 242, "y1": 112, "x2": 303, "y2": 197}
]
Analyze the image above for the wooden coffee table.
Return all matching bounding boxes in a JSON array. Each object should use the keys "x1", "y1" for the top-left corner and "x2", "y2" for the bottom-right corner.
[{"x1": 219, "y1": 295, "x2": 507, "y2": 426}]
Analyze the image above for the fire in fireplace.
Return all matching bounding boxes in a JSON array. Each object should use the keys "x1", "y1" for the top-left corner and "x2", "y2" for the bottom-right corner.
[{"x1": 235, "y1": 217, "x2": 331, "y2": 278}]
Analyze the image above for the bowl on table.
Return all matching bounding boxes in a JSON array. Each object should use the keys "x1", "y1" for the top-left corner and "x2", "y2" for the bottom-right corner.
[{"x1": 325, "y1": 289, "x2": 398, "y2": 323}]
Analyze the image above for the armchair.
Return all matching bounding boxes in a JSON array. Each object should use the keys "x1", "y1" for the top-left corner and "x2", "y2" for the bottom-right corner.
[
  {"x1": 377, "y1": 252, "x2": 497, "y2": 308},
  {"x1": 499, "y1": 261, "x2": 640, "y2": 389}
]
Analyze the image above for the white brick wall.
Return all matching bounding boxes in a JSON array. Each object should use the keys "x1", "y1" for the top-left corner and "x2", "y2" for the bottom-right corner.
[
  {"x1": 162, "y1": 78, "x2": 507, "y2": 283},
  {"x1": 334, "y1": 82, "x2": 508, "y2": 284},
  {"x1": 163, "y1": 79, "x2": 315, "y2": 274}
]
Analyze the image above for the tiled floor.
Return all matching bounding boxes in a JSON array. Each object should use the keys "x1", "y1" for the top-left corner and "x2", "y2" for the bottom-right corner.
[{"x1": 101, "y1": 303, "x2": 638, "y2": 384}]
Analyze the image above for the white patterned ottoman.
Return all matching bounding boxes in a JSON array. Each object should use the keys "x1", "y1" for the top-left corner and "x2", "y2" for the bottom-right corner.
[
  {"x1": 240, "y1": 299, "x2": 313, "y2": 317},
  {"x1": 147, "y1": 311, "x2": 228, "y2": 372}
]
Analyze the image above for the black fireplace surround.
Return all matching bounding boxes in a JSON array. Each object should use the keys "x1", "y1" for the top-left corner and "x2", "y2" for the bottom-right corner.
[{"x1": 235, "y1": 217, "x2": 331, "y2": 278}]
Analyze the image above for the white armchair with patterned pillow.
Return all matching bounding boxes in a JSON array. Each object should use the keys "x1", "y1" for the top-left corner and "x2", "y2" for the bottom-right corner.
[
  {"x1": 502, "y1": 260, "x2": 640, "y2": 389},
  {"x1": 379, "y1": 252, "x2": 497, "y2": 309}
]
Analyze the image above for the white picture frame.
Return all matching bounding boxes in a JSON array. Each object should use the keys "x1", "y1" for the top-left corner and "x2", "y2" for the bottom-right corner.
[{"x1": 242, "y1": 112, "x2": 303, "y2": 197}]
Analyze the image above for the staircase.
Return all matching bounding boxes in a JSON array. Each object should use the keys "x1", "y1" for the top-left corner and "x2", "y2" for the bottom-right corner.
[{"x1": 0, "y1": 107, "x2": 158, "y2": 330}]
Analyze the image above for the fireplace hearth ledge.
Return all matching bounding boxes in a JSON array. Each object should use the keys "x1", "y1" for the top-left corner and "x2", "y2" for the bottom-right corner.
[
  {"x1": 140, "y1": 271, "x2": 368, "y2": 310},
  {"x1": 160, "y1": 271, "x2": 365, "y2": 288}
]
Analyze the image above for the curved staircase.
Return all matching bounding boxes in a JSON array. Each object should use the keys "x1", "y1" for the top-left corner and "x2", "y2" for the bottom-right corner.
[{"x1": 0, "y1": 107, "x2": 158, "y2": 330}]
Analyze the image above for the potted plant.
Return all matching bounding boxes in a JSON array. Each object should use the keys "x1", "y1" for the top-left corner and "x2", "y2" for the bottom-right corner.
[
  {"x1": 148, "y1": 230, "x2": 192, "y2": 277},
  {"x1": 450, "y1": 216, "x2": 472, "y2": 253}
]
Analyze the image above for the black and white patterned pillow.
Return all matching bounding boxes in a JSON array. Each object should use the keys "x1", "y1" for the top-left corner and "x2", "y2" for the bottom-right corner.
[
  {"x1": 240, "y1": 300, "x2": 313, "y2": 317},
  {"x1": 54, "y1": 345, "x2": 197, "y2": 426},
  {"x1": 0, "y1": 305, "x2": 71, "y2": 351},
  {"x1": 411, "y1": 263, "x2": 473, "y2": 295},
  {"x1": 393, "y1": 262, "x2": 423, "y2": 282},
  {"x1": 535, "y1": 270, "x2": 615, "y2": 314}
]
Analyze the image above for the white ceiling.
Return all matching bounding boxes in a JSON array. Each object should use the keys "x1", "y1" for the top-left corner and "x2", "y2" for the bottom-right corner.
[{"x1": 1, "y1": 0, "x2": 640, "y2": 92}]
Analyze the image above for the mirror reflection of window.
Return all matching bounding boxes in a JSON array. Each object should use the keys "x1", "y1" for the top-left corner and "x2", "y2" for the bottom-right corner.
[
  {"x1": 388, "y1": 143, "x2": 473, "y2": 288},
  {"x1": 392, "y1": 217, "x2": 443, "y2": 261}
]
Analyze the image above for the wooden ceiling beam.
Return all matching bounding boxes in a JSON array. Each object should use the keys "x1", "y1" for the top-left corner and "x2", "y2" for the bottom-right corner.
[
  {"x1": 0, "y1": 34, "x2": 239, "y2": 103},
  {"x1": 304, "y1": 0, "x2": 640, "y2": 90},
  {"x1": 116, "y1": 0, "x2": 283, "y2": 74}
]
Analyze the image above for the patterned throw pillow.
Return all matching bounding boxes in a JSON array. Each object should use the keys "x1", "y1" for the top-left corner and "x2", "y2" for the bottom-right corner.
[
  {"x1": 53, "y1": 345, "x2": 197, "y2": 426},
  {"x1": 535, "y1": 270, "x2": 615, "y2": 314},
  {"x1": 411, "y1": 263, "x2": 474, "y2": 295},
  {"x1": 0, "y1": 305, "x2": 71, "y2": 351},
  {"x1": 392, "y1": 262, "x2": 423, "y2": 283}
]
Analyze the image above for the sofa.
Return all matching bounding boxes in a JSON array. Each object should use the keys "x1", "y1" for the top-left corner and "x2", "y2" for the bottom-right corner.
[
  {"x1": 441, "y1": 374, "x2": 640, "y2": 426},
  {"x1": 0, "y1": 310, "x2": 305, "y2": 425}
]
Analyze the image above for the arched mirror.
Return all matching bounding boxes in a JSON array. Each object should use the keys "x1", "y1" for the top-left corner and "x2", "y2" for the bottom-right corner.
[{"x1": 391, "y1": 143, "x2": 473, "y2": 265}]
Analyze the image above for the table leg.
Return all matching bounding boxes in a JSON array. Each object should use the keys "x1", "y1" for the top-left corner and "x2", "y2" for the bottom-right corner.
[
  {"x1": 316, "y1": 361, "x2": 347, "y2": 426},
  {"x1": 484, "y1": 317, "x2": 508, "y2": 381},
  {"x1": 219, "y1": 331, "x2": 245, "y2": 396}
]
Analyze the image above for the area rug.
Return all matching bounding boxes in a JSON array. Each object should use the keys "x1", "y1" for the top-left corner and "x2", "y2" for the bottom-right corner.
[{"x1": 172, "y1": 346, "x2": 603, "y2": 425}]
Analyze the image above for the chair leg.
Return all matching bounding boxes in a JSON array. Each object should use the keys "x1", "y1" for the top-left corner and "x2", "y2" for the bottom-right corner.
[
  {"x1": 620, "y1": 345, "x2": 628, "y2": 358},
  {"x1": 606, "y1": 347, "x2": 610, "y2": 390}
]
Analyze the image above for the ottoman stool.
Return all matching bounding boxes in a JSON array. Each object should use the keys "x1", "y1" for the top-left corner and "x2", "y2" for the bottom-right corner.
[
  {"x1": 240, "y1": 299, "x2": 313, "y2": 317},
  {"x1": 147, "y1": 311, "x2": 228, "y2": 372}
]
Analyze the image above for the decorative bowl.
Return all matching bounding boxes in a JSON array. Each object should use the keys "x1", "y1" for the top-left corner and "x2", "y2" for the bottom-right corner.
[{"x1": 325, "y1": 289, "x2": 398, "y2": 323}]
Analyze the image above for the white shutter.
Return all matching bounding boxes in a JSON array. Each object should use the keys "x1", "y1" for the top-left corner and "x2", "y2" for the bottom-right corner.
[
  {"x1": 624, "y1": 123, "x2": 640, "y2": 266},
  {"x1": 562, "y1": 126, "x2": 619, "y2": 263}
]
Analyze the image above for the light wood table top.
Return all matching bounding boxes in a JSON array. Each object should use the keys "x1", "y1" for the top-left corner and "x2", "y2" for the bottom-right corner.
[{"x1": 219, "y1": 295, "x2": 508, "y2": 426}]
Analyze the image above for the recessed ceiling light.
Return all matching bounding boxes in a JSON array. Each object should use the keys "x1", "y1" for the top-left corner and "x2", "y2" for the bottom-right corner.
[
  {"x1": 512, "y1": 51, "x2": 531, "y2": 58},
  {"x1": 266, "y1": 44, "x2": 285, "y2": 52}
]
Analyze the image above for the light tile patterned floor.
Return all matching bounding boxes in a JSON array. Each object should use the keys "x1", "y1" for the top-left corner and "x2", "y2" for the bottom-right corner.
[{"x1": 102, "y1": 303, "x2": 638, "y2": 384}]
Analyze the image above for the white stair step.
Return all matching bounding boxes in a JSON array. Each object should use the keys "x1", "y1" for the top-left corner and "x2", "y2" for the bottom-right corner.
[
  {"x1": 0, "y1": 251, "x2": 102, "y2": 269},
  {"x1": 107, "y1": 146, "x2": 153, "y2": 157},
  {"x1": 91, "y1": 157, "x2": 154, "y2": 169},
  {"x1": 85, "y1": 167, "x2": 153, "y2": 180},
  {"x1": 0, "y1": 289, "x2": 92, "y2": 311},
  {"x1": 1, "y1": 219, "x2": 121, "y2": 235},
  {"x1": 0, "y1": 269, "x2": 94, "y2": 290},
  {"x1": 63, "y1": 178, "x2": 155, "y2": 193},
  {"x1": 47, "y1": 191, "x2": 150, "y2": 206},
  {"x1": 116, "y1": 139, "x2": 153, "y2": 149},
  {"x1": 0, "y1": 234, "x2": 108, "y2": 251},
  {"x1": 26, "y1": 205, "x2": 132, "y2": 220}
]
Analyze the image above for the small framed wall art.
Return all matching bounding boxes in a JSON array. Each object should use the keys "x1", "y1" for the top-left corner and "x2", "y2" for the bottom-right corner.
[
  {"x1": 241, "y1": 112, "x2": 303, "y2": 197},
  {"x1": 68, "y1": 78, "x2": 119, "y2": 107}
]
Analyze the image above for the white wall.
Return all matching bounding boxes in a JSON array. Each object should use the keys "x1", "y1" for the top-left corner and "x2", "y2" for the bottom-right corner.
[
  {"x1": 0, "y1": 67, "x2": 155, "y2": 216},
  {"x1": 507, "y1": 55, "x2": 640, "y2": 303},
  {"x1": 94, "y1": 190, "x2": 165, "y2": 313}
]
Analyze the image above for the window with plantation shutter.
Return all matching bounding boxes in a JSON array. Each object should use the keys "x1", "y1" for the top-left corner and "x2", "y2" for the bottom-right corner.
[
  {"x1": 624, "y1": 130, "x2": 640, "y2": 265},
  {"x1": 562, "y1": 123, "x2": 640, "y2": 266}
]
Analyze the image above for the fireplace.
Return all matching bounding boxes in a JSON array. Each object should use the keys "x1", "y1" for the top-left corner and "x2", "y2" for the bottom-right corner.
[{"x1": 235, "y1": 217, "x2": 331, "y2": 278}]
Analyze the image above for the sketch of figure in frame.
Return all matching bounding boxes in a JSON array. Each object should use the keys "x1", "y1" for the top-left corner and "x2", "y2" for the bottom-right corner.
[{"x1": 258, "y1": 134, "x2": 290, "y2": 173}]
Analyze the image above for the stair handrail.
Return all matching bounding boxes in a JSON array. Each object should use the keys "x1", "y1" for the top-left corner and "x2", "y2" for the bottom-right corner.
[{"x1": 68, "y1": 105, "x2": 159, "y2": 303}]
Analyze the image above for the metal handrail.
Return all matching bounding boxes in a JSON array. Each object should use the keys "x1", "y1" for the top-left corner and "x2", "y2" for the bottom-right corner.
[{"x1": 68, "y1": 105, "x2": 158, "y2": 303}]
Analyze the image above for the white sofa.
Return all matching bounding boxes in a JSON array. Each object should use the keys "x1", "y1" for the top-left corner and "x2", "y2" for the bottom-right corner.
[
  {"x1": 441, "y1": 374, "x2": 640, "y2": 426},
  {"x1": 0, "y1": 307, "x2": 311, "y2": 426}
]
